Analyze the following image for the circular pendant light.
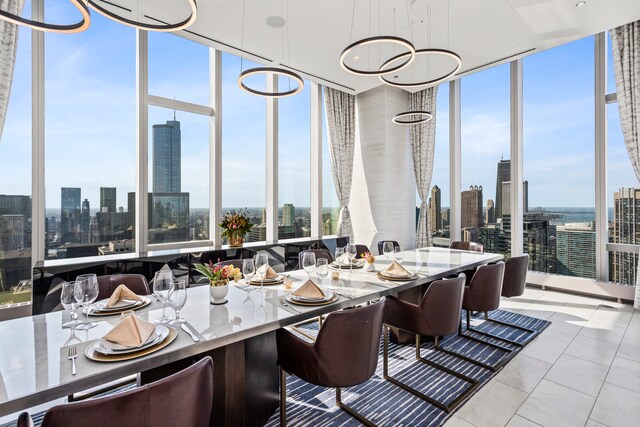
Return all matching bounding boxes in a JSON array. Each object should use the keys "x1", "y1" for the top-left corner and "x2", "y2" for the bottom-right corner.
[
  {"x1": 238, "y1": 67, "x2": 304, "y2": 98},
  {"x1": 0, "y1": 0, "x2": 90, "y2": 33},
  {"x1": 379, "y1": 48, "x2": 462, "y2": 88},
  {"x1": 340, "y1": 36, "x2": 416, "y2": 76},
  {"x1": 392, "y1": 111, "x2": 433, "y2": 125},
  {"x1": 87, "y1": 0, "x2": 197, "y2": 32}
]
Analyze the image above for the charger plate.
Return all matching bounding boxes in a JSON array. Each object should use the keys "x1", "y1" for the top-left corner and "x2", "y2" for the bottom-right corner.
[
  {"x1": 88, "y1": 296, "x2": 152, "y2": 316},
  {"x1": 377, "y1": 271, "x2": 419, "y2": 281},
  {"x1": 285, "y1": 292, "x2": 338, "y2": 306},
  {"x1": 85, "y1": 326, "x2": 177, "y2": 362}
]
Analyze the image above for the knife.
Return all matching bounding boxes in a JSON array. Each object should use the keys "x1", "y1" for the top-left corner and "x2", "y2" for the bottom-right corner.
[{"x1": 181, "y1": 324, "x2": 200, "y2": 342}]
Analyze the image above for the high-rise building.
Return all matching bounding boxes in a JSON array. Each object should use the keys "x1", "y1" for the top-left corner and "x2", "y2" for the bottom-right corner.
[
  {"x1": 524, "y1": 212, "x2": 556, "y2": 273},
  {"x1": 100, "y1": 187, "x2": 117, "y2": 213},
  {"x1": 610, "y1": 187, "x2": 640, "y2": 284},
  {"x1": 461, "y1": 185, "x2": 483, "y2": 228},
  {"x1": 523, "y1": 180, "x2": 529, "y2": 213},
  {"x1": 429, "y1": 185, "x2": 442, "y2": 232},
  {"x1": 0, "y1": 195, "x2": 31, "y2": 218},
  {"x1": 61, "y1": 187, "x2": 81, "y2": 241},
  {"x1": 556, "y1": 222, "x2": 596, "y2": 279},
  {"x1": 152, "y1": 120, "x2": 181, "y2": 193},
  {"x1": 81, "y1": 199, "x2": 91, "y2": 243},
  {"x1": 0, "y1": 215, "x2": 25, "y2": 251},
  {"x1": 495, "y1": 159, "x2": 510, "y2": 220},
  {"x1": 283, "y1": 204, "x2": 295, "y2": 226},
  {"x1": 486, "y1": 199, "x2": 495, "y2": 224},
  {"x1": 500, "y1": 181, "x2": 529, "y2": 217}
]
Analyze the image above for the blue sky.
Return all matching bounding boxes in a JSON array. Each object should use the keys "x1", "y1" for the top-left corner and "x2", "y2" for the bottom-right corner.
[{"x1": 0, "y1": 7, "x2": 635, "y2": 212}]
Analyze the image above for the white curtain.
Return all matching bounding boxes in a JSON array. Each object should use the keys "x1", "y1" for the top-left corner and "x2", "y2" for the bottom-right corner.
[
  {"x1": 0, "y1": 0, "x2": 24, "y2": 143},
  {"x1": 410, "y1": 86, "x2": 438, "y2": 248},
  {"x1": 323, "y1": 87, "x2": 356, "y2": 240},
  {"x1": 611, "y1": 20, "x2": 640, "y2": 308}
]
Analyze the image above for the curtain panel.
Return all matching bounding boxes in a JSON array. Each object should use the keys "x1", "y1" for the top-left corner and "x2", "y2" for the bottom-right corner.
[{"x1": 0, "y1": 0, "x2": 24, "y2": 143}]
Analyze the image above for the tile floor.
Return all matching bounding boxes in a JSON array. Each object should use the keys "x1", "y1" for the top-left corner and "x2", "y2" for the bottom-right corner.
[{"x1": 445, "y1": 287, "x2": 640, "y2": 427}]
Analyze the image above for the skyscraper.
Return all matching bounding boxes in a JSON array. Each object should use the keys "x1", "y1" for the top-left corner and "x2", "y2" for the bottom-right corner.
[
  {"x1": 495, "y1": 159, "x2": 510, "y2": 220},
  {"x1": 610, "y1": 187, "x2": 640, "y2": 284},
  {"x1": 556, "y1": 222, "x2": 596, "y2": 279},
  {"x1": 283, "y1": 204, "x2": 295, "y2": 226},
  {"x1": 461, "y1": 185, "x2": 483, "y2": 228},
  {"x1": 486, "y1": 199, "x2": 495, "y2": 224},
  {"x1": 61, "y1": 187, "x2": 81, "y2": 241},
  {"x1": 81, "y1": 198, "x2": 91, "y2": 242},
  {"x1": 100, "y1": 187, "x2": 117, "y2": 213},
  {"x1": 523, "y1": 180, "x2": 529, "y2": 213},
  {"x1": 153, "y1": 120, "x2": 181, "y2": 193},
  {"x1": 501, "y1": 181, "x2": 511, "y2": 216},
  {"x1": 429, "y1": 185, "x2": 442, "y2": 232}
]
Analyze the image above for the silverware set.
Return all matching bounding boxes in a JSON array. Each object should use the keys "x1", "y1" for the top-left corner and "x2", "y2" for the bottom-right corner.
[
  {"x1": 279, "y1": 297, "x2": 302, "y2": 313},
  {"x1": 68, "y1": 347, "x2": 77, "y2": 376}
]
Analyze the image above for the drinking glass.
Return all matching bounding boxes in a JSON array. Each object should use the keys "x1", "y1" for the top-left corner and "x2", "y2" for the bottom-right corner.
[
  {"x1": 345, "y1": 243, "x2": 357, "y2": 276},
  {"x1": 153, "y1": 270, "x2": 174, "y2": 324},
  {"x1": 394, "y1": 245, "x2": 404, "y2": 264},
  {"x1": 316, "y1": 259, "x2": 329, "y2": 285},
  {"x1": 302, "y1": 252, "x2": 316, "y2": 280},
  {"x1": 168, "y1": 280, "x2": 187, "y2": 326},
  {"x1": 335, "y1": 247, "x2": 345, "y2": 264},
  {"x1": 61, "y1": 281, "x2": 81, "y2": 329},
  {"x1": 242, "y1": 258, "x2": 255, "y2": 291},
  {"x1": 74, "y1": 274, "x2": 99, "y2": 330},
  {"x1": 382, "y1": 242, "x2": 395, "y2": 266},
  {"x1": 254, "y1": 252, "x2": 269, "y2": 293}
]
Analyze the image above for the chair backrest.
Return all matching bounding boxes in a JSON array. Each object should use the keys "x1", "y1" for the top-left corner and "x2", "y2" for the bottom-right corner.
[
  {"x1": 40, "y1": 277, "x2": 66, "y2": 314},
  {"x1": 420, "y1": 274, "x2": 466, "y2": 337},
  {"x1": 96, "y1": 274, "x2": 150, "y2": 301},
  {"x1": 314, "y1": 298, "x2": 386, "y2": 387},
  {"x1": 297, "y1": 249, "x2": 334, "y2": 269},
  {"x1": 355, "y1": 244, "x2": 370, "y2": 259},
  {"x1": 501, "y1": 254, "x2": 529, "y2": 298},
  {"x1": 216, "y1": 259, "x2": 244, "y2": 270},
  {"x1": 464, "y1": 262, "x2": 505, "y2": 312},
  {"x1": 449, "y1": 241, "x2": 484, "y2": 252},
  {"x1": 377, "y1": 240, "x2": 400, "y2": 255},
  {"x1": 40, "y1": 357, "x2": 213, "y2": 427}
]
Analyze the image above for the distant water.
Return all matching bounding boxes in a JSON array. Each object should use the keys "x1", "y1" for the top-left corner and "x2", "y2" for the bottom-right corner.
[{"x1": 529, "y1": 207, "x2": 614, "y2": 225}]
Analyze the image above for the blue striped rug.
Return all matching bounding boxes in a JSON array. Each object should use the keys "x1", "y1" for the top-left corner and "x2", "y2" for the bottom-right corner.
[{"x1": 265, "y1": 309, "x2": 550, "y2": 427}]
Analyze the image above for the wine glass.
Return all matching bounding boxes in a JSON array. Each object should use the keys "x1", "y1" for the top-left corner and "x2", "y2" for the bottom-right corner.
[
  {"x1": 242, "y1": 258, "x2": 255, "y2": 292},
  {"x1": 382, "y1": 242, "x2": 395, "y2": 266},
  {"x1": 345, "y1": 243, "x2": 357, "y2": 276},
  {"x1": 74, "y1": 274, "x2": 99, "y2": 330},
  {"x1": 61, "y1": 281, "x2": 81, "y2": 329},
  {"x1": 316, "y1": 259, "x2": 329, "y2": 285},
  {"x1": 168, "y1": 280, "x2": 187, "y2": 326},
  {"x1": 335, "y1": 247, "x2": 345, "y2": 265},
  {"x1": 394, "y1": 245, "x2": 404, "y2": 264},
  {"x1": 153, "y1": 270, "x2": 174, "y2": 324},
  {"x1": 302, "y1": 252, "x2": 316, "y2": 280},
  {"x1": 254, "y1": 252, "x2": 269, "y2": 293}
]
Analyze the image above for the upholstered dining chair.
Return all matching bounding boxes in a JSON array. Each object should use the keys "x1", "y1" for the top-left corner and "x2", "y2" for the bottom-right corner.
[
  {"x1": 376, "y1": 240, "x2": 400, "y2": 256},
  {"x1": 17, "y1": 357, "x2": 214, "y2": 427},
  {"x1": 216, "y1": 259, "x2": 244, "y2": 269},
  {"x1": 276, "y1": 299, "x2": 386, "y2": 426},
  {"x1": 355, "y1": 244, "x2": 371, "y2": 258},
  {"x1": 382, "y1": 274, "x2": 478, "y2": 413},
  {"x1": 96, "y1": 274, "x2": 150, "y2": 301},
  {"x1": 449, "y1": 241, "x2": 484, "y2": 252},
  {"x1": 296, "y1": 249, "x2": 334, "y2": 269}
]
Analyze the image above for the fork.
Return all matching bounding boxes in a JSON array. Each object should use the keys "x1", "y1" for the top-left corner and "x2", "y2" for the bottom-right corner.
[
  {"x1": 280, "y1": 297, "x2": 302, "y2": 313},
  {"x1": 68, "y1": 347, "x2": 77, "y2": 376}
]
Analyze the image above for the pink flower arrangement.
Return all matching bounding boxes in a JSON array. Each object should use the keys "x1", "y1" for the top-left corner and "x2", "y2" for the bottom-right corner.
[
  {"x1": 194, "y1": 260, "x2": 241, "y2": 286},
  {"x1": 361, "y1": 252, "x2": 375, "y2": 264}
]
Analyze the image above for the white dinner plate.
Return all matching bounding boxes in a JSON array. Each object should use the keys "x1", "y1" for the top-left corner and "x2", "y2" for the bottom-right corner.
[
  {"x1": 290, "y1": 290, "x2": 335, "y2": 303},
  {"x1": 93, "y1": 298, "x2": 142, "y2": 312},
  {"x1": 96, "y1": 325, "x2": 169, "y2": 355}
]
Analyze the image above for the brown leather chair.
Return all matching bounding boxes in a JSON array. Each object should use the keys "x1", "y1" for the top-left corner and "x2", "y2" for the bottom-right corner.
[
  {"x1": 382, "y1": 274, "x2": 478, "y2": 413},
  {"x1": 277, "y1": 299, "x2": 386, "y2": 426},
  {"x1": 355, "y1": 244, "x2": 370, "y2": 259},
  {"x1": 18, "y1": 357, "x2": 213, "y2": 427},
  {"x1": 297, "y1": 249, "x2": 334, "y2": 269},
  {"x1": 96, "y1": 274, "x2": 150, "y2": 301},
  {"x1": 377, "y1": 240, "x2": 400, "y2": 256},
  {"x1": 449, "y1": 241, "x2": 484, "y2": 252}
]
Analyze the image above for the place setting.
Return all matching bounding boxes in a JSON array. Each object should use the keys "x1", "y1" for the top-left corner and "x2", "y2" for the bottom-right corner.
[
  {"x1": 89, "y1": 284, "x2": 152, "y2": 317},
  {"x1": 376, "y1": 260, "x2": 419, "y2": 283}
]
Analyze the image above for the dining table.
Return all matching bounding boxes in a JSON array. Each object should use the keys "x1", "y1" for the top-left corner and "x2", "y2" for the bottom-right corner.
[{"x1": 0, "y1": 247, "x2": 502, "y2": 427}]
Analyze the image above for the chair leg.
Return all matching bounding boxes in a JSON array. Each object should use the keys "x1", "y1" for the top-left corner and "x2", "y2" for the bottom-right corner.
[
  {"x1": 465, "y1": 311, "x2": 538, "y2": 347},
  {"x1": 335, "y1": 388, "x2": 378, "y2": 427},
  {"x1": 382, "y1": 325, "x2": 478, "y2": 413},
  {"x1": 280, "y1": 368, "x2": 286, "y2": 426}
]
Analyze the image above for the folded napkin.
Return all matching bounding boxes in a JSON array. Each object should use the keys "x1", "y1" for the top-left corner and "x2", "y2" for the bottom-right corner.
[
  {"x1": 264, "y1": 266, "x2": 278, "y2": 279},
  {"x1": 383, "y1": 260, "x2": 411, "y2": 278},
  {"x1": 292, "y1": 280, "x2": 326, "y2": 299},
  {"x1": 103, "y1": 315, "x2": 156, "y2": 348},
  {"x1": 106, "y1": 284, "x2": 142, "y2": 307},
  {"x1": 336, "y1": 253, "x2": 351, "y2": 265}
]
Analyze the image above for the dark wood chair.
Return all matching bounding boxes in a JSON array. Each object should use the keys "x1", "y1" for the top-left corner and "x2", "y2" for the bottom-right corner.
[
  {"x1": 383, "y1": 274, "x2": 479, "y2": 413},
  {"x1": 18, "y1": 357, "x2": 214, "y2": 427},
  {"x1": 96, "y1": 274, "x2": 151, "y2": 301},
  {"x1": 296, "y1": 249, "x2": 334, "y2": 269},
  {"x1": 449, "y1": 241, "x2": 484, "y2": 252},
  {"x1": 355, "y1": 244, "x2": 370, "y2": 259},
  {"x1": 376, "y1": 240, "x2": 400, "y2": 256},
  {"x1": 277, "y1": 299, "x2": 386, "y2": 426}
]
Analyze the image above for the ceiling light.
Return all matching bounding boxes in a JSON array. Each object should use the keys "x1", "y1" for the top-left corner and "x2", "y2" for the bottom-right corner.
[
  {"x1": 266, "y1": 16, "x2": 286, "y2": 28},
  {"x1": 237, "y1": 67, "x2": 304, "y2": 98},
  {"x1": 379, "y1": 48, "x2": 463, "y2": 88},
  {"x1": 340, "y1": 36, "x2": 416, "y2": 76},
  {"x1": 87, "y1": 0, "x2": 197, "y2": 32},
  {"x1": 392, "y1": 111, "x2": 433, "y2": 125},
  {"x1": 0, "y1": 0, "x2": 90, "y2": 33},
  {"x1": 575, "y1": 1, "x2": 586, "y2": 7}
]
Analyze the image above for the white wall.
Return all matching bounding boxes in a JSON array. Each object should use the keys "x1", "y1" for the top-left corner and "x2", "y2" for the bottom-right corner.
[{"x1": 350, "y1": 86, "x2": 416, "y2": 252}]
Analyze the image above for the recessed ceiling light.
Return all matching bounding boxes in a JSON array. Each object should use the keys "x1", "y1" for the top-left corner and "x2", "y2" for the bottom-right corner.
[
  {"x1": 265, "y1": 16, "x2": 286, "y2": 28},
  {"x1": 575, "y1": 1, "x2": 586, "y2": 7}
]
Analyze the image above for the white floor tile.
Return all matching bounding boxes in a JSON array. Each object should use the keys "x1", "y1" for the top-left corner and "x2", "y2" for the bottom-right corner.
[
  {"x1": 456, "y1": 381, "x2": 528, "y2": 427},
  {"x1": 585, "y1": 420, "x2": 609, "y2": 427},
  {"x1": 520, "y1": 335, "x2": 569, "y2": 364},
  {"x1": 590, "y1": 383, "x2": 640, "y2": 427},
  {"x1": 577, "y1": 324, "x2": 626, "y2": 345},
  {"x1": 543, "y1": 319, "x2": 582, "y2": 343},
  {"x1": 563, "y1": 335, "x2": 618, "y2": 367},
  {"x1": 544, "y1": 354, "x2": 609, "y2": 397},
  {"x1": 506, "y1": 415, "x2": 542, "y2": 426},
  {"x1": 605, "y1": 356, "x2": 640, "y2": 393},
  {"x1": 516, "y1": 379, "x2": 595, "y2": 427},
  {"x1": 443, "y1": 414, "x2": 476, "y2": 427},
  {"x1": 495, "y1": 354, "x2": 552, "y2": 393},
  {"x1": 617, "y1": 331, "x2": 640, "y2": 362}
]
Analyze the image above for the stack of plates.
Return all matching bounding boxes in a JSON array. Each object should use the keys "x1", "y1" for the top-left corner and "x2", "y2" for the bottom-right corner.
[
  {"x1": 89, "y1": 296, "x2": 151, "y2": 316},
  {"x1": 285, "y1": 290, "x2": 337, "y2": 306},
  {"x1": 377, "y1": 271, "x2": 419, "y2": 281},
  {"x1": 249, "y1": 275, "x2": 285, "y2": 286},
  {"x1": 331, "y1": 259, "x2": 365, "y2": 269},
  {"x1": 85, "y1": 325, "x2": 177, "y2": 362}
]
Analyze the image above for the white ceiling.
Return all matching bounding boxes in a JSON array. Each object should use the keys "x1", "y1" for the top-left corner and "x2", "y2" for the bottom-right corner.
[{"x1": 106, "y1": 0, "x2": 640, "y2": 94}]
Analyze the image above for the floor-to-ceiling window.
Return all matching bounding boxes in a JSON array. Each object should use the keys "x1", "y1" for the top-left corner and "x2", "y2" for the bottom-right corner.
[
  {"x1": 461, "y1": 63, "x2": 511, "y2": 256},
  {"x1": 0, "y1": 1, "x2": 32, "y2": 307},
  {"x1": 44, "y1": 9, "x2": 135, "y2": 259},
  {"x1": 523, "y1": 36, "x2": 595, "y2": 278},
  {"x1": 322, "y1": 90, "x2": 339, "y2": 236},
  {"x1": 429, "y1": 84, "x2": 450, "y2": 246}
]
